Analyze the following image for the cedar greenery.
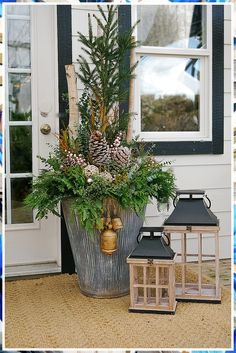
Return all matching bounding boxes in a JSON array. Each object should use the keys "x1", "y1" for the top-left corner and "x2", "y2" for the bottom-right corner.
[
  {"x1": 26, "y1": 150, "x2": 175, "y2": 234},
  {"x1": 25, "y1": 5, "x2": 176, "y2": 234}
]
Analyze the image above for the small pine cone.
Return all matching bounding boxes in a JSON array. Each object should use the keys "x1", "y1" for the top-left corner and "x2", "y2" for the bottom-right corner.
[
  {"x1": 111, "y1": 146, "x2": 131, "y2": 168},
  {"x1": 84, "y1": 164, "x2": 99, "y2": 178},
  {"x1": 89, "y1": 131, "x2": 110, "y2": 167},
  {"x1": 99, "y1": 171, "x2": 113, "y2": 183}
]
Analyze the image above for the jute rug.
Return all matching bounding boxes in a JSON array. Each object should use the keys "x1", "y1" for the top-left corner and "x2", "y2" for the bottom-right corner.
[{"x1": 5, "y1": 273, "x2": 231, "y2": 349}]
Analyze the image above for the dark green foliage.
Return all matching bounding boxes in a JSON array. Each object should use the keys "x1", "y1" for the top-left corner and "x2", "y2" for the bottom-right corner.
[{"x1": 25, "y1": 152, "x2": 175, "y2": 234}]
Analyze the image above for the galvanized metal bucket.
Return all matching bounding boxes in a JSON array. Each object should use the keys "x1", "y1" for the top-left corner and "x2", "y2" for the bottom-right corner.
[{"x1": 62, "y1": 198, "x2": 145, "y2": 298}]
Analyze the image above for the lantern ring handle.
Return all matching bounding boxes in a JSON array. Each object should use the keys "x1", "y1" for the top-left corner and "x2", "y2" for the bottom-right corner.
[
  {"x1": 173, "y1": 195, "x2": 178, "y2": 208},
  {"x1": 204, "y1": 194, "x2": 211, "y2": 209},
  {"x1": 137, "y1": 231, "x2": 142, "y2": 243},
  {"x1": 161, "y1": 232, "x2": 170, "y2": 247}
]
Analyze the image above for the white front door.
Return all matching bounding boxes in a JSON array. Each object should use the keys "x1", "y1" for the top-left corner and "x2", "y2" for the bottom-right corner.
[{"x1": 5, "y1": 5, "x2": 61, "y2": 276}]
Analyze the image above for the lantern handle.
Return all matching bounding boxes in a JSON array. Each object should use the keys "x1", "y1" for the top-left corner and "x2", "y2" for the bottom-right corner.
[
  {"x1": 173, "y1": 195, "x2": 178, "y2": 208},
  {"x1": 161, "y1": 232, "x2": 170, "y2": 247},
  {"x1": 137, "y1": 227, "x2": 164, "y2": 243},
  {"x1": 204, "y1": 194, "x2": 211, "y2": 209},
  {"x1": 137, "y1": 231, "x2": 142, "y2": 243}
]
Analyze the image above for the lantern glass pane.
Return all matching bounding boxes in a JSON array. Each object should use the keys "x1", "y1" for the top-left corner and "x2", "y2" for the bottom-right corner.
[
  {"x1": 159, "y1": 267, "x2": 169, "y2": 285},
  {"x1": 146, "y1": 266, "x2": 156, "y2": 285},
  {"x1": 175, "y1": 263, "x2": 183, "y2": 284},
  {"x1": 185, "y1": 264, "x2": 199, "y2": 284},
  {"x1": 159, "y1": 288, "x2": 169, "y2": 306},
  {"x1": 134, "y1": 266, "x2": 144, "y2": 285},
  {"x1": 202, "y1": 233, "x2": 216, "y2": 259},
  {"x1": 137, "y1": 287, "x2": 144, "y2": 304},
  {"x1": 201, "y1": 263, "x2": 217, "y2": 296},
  {"x1": 147, "y1": 288, "x2": 156, "y2": 305}
]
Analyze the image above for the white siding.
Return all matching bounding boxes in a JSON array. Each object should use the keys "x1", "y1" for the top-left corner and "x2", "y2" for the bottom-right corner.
[{"x1": 72, "y1": 5, "x2": 232, "y2": 258}]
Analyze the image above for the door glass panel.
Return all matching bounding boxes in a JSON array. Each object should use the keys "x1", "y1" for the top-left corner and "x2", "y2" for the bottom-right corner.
[
  {"x1": 10, "y1": 126, "x2": 32, "y2": 173},
  {"x1": 7, "y1": 6, "x2": 30, "y2": 16},
  {"x1": 8, "y1": 73, "x2": 31, "y2": 121},
  {"x1": 140, "y1": 56, "x2": 200, "y2": 132},
  {"x1": 11, "y1": 178, "x2": 33, "y2": 224},
  {"x1": 137, "y1": 5, "x2": 206, "y2": 49},
  {"x1": 8, "y1": 19, "x2": 31, "y2": 69},
  {"x1": 6, "y1": 5, "x2": 33, "y2": 225}
]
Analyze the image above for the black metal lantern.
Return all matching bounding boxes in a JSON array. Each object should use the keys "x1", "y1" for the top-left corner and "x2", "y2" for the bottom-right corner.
[
  {"x1": 164, "y1": 190, "x2": 221, "y2": 303},
  {"x1": 127, "y1": 227, "x2": 177, "y2": 314}
]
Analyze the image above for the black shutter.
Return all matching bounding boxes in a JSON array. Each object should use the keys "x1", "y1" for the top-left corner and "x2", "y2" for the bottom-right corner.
[{"x1": 57, "y1": 5, "x2": 75, "y2": 274}]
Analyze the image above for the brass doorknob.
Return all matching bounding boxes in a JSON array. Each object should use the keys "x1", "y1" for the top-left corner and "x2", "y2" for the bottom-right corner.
[{"x1": 40, "y1": 123, "x2": 51, "y2": 135}]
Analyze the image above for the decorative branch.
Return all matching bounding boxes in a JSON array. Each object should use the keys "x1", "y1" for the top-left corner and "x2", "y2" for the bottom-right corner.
[{"x1": 65, "y1": 64, "x2": 80, "y2": 138}]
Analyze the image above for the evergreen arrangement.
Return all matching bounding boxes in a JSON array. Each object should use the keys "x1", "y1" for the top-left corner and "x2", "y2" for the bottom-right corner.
[{"x1": 25, "y1": 5, "x2": 175, "y2": 234}]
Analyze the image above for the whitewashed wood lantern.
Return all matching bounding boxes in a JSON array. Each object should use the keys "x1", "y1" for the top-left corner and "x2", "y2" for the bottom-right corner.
[
  {"x1": 164, "y1": 190, "x2": 221, "y2": 303},
  {"x1": 127, "y1": 227, "x2": 177, "y2": 314}
]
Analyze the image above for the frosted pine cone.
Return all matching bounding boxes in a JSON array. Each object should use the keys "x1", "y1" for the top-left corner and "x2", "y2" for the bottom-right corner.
[
  {"x1": 89, "y1": 131, "x2": 110, "y2": 167},
  {"x1": 99, "y1": 171, "x2": 114, "y2": 182},
  {"x1": 84, "y1": 164, "x2": 99, "y2": 178},
  {"x1": 111, "y1": 146, "x2": 131, "y2": 168}
]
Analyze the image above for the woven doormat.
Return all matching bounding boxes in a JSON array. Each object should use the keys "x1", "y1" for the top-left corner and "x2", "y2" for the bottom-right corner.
[{"x1": 5, "y1": 274, "x2": 231, "y2": 349}]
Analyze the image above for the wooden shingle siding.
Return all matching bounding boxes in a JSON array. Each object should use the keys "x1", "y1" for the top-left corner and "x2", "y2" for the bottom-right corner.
[{"x1": 72, "y1": 5, "x2": 232, "y2": 258}]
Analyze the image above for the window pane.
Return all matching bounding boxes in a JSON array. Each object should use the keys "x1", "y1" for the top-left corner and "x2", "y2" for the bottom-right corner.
[
  {"x1": 10, "y1": 126, "x2": 32, "y2": 173},
  {"x1": 141, "y1": 56, "x2": 200, "y2": 132},
  {"x1": 9, "y1": 73, "x2": 31, "y2": 121},
  {"x1": 6, "y1": 5, "x2": 30, "y2": 16},
  {"x1": 8, "y1": 19, "x2": 30, "y2": 69},
  {"x1": 11, "y1": 178, "x2": 33, "y2": 224},
  {"x1": 137, "y1": 5, "x2": 206, "y2": 49}
]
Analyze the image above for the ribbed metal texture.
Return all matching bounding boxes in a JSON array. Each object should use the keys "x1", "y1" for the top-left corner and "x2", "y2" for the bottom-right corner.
[{"x1": 62, "y1": 198, "x2": 145, "y2": 298}]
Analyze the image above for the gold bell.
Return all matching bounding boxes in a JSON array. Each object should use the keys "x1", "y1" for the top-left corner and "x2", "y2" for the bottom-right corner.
[
  {"x1": 100, "y1": 225, "x2": 117, "y2": 256},
  {"x1": 111, "y1": 217, "x2": 123, "y2": 231}
]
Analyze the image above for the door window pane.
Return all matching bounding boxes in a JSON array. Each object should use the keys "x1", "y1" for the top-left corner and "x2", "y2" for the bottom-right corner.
[
  {"x1": 7, "y1": 5, "x2": 30, "y2": 16},
  {"x1": 8, "y1": 19, "x2": 31, "y2": 69},
  {"x1": 10, "y1": 126, "x2": 32, "y2": 173},
  {"x1": 11, "y1": 178, "x2": 33, "y2": 224},
  {"x1": 137, "y1": 5, "x2": 206, "y2": 49},
  {"x1": 8, "y1": 73, "x2": 31, "y2": 121},
  {"x1": 140, "y1": 56, "x2": 200, "y2": 132}
]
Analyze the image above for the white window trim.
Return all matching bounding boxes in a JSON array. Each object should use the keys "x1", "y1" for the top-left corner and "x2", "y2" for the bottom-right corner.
[{"x1": 132, "y1": 4, "x2": 212, "y2": 142}]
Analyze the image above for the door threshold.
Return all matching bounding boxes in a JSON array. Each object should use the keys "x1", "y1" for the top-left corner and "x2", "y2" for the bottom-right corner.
[{"x1": 5, "y1": 262, "x2": 61, "y2": 278}]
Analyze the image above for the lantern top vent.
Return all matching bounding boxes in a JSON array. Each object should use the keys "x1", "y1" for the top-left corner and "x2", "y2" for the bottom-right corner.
[
  {"x1": 128, "y1": 227, "x2": 175, "y2": 260},
  {"x1": 164, "y1": 190, "x2": 219, "y2": 227}
]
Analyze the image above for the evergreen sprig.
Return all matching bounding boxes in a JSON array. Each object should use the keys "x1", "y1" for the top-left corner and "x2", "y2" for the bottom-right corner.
[{"x1": 77, "y1": 5, "x2": 139, "y2": 141}]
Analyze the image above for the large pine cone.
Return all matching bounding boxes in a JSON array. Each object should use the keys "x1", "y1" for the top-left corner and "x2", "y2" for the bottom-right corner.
[
  {"x1": 89, "y1": 131, "x2": 110, "y2": 167},
  {"x1": 111, "y1": 146, "x2": 131, "y2": 168}
]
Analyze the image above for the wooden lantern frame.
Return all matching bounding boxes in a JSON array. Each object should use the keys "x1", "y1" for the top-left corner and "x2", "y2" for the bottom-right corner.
[
  {"x1": 127, "y1": 254, "x2": 177, "y2": 314},
  {"x1": 164, "y1": 225, "x2": 221, "y2": 303}
]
